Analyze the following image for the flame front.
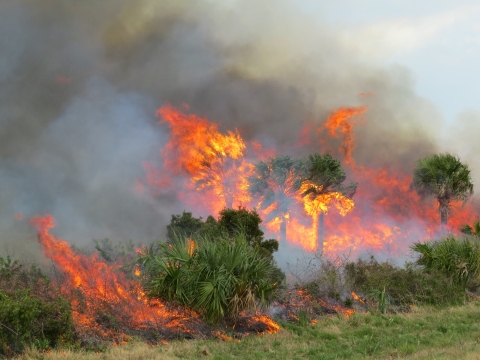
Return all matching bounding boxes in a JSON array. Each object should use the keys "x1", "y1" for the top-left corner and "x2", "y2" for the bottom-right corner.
[
  {"x1": 29, "y1": 214, "x2": 198, "y2": 340},
  {"x1": 142, "y1": 104, "x2": 478, "y2": 257}
]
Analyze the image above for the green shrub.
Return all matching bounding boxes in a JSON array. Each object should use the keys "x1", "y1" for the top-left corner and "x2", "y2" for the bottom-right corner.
[
  {"x1": 136, "y1": 233, "x2": 284, "y2": 324},
  {"x1": 0, "y1": 257, "x2": 75, "y2": 356},
  {"x1": 344, "y1": 257, "x2": 465, "y2": 307},
  {"x1": 412, "y1": 235, "x2": 480, "y2": 289},
  {"x1": 166, "y1": 207, "x2": 279, "y2": 257}
]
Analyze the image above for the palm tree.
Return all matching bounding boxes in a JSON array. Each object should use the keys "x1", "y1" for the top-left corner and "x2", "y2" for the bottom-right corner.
[
  {"x1": 248, "y1": 156, "x2": 304, "y2": 243},
  {"x1": 300, "y1": 153, "x2": 357, "y2": 252},
  {"x1": 411, "y1": 153, "x2": 473, "y2": 225}
]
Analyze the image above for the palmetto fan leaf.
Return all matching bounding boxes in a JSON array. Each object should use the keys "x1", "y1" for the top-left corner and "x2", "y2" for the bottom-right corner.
[
  {"x1": 412, "y1": 153, "x2": 473, "y2": 225},
  {"x1": 136, "y1": 232, "x2": 282, "y2": 324},
  {"x1": 248, "y1": 155, "x2": 305, "y2": 242}
]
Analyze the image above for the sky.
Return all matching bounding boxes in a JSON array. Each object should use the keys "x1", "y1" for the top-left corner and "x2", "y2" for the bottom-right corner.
[{"x1": 300, "y1": 0, "x2": 480, "y2": 124}]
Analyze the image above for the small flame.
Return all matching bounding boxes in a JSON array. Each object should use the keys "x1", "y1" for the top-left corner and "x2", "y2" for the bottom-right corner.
[{"x1": 351, "y1": 291, "x2": 365, "y2": 304}]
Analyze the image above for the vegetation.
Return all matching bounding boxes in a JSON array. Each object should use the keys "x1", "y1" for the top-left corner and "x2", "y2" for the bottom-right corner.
[
  {"x1": 300, "y1": 153, "x2": 357, "y2": 252},
  {"x1": 411, "y1": 153, "x2": 473, "y2": 225},
  {"x1": 412, "y1": 235, "x2": 480, "y2": 289},
  {"x1": 345, "y1": 257, "x2": 465, "y2": 307},
  {"x1": 460, "y1": 220, "x2": 480, "y2": 238},
  {"x1": 19, "y1": 302, "x2": 480, "y2": 359},
  {"x1": 248, "y1": 155, "x2": 305, "y2": 243},
  {"x1": 166, "y1": 207, "x2": 279, "y2": 257},
  {"x1": 0, "y1": 257, "x2": 75, "y2": 357},
  {"x1": 136, "y1": 233, "x2": 283, "y2": 324}
]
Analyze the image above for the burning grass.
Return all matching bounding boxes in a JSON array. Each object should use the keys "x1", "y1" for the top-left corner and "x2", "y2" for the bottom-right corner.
[
  {"x1": 6, "y1": 217, "x2": 480, "y2": 359},
  {"x1": 0, "y1": 214, "x2": 279, "y2": 357}
]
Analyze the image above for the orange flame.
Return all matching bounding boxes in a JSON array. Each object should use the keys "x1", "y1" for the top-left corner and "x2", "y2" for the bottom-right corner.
[
  {"x1": 351, "y1": 291, "x2": 365, "y2": 304},
  {"x1": 29, "y1": 214, "x2": 199, "y2": 340},
  {"x1": 323, "y1": 106, "x2": 366, "y2": 166},
  {"x1": 151, "y1": 104, "x2": 252, "y2": 213},
  {"x1": 299, "y1": 181, "x2": 355, "y2": 217},
  {"x1": 142, "y1": 104, "x2": 478, "y2": 257}
]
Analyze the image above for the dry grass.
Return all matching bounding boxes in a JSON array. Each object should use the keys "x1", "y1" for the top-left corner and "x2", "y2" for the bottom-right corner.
[{"x1": 17, "y1": 301, "x2": 480, "y2": 360}]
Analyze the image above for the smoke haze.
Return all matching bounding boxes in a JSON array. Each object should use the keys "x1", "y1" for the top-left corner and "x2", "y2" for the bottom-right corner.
[{"x1": 0, "y1": 0, "x2": 475, "y2": 260}]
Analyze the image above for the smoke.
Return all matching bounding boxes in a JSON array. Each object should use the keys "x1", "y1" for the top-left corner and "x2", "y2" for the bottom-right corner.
[{"x1": 0, "y1": 0, "x2": 471, "y2": 257}]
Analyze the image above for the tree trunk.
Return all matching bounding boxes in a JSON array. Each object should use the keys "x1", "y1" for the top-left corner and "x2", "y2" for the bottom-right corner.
[
  {"x1": 280, "y1": 214, "x2": 287, "y2": 244},
  {"x1": 440, "y1": 208, "x2": 448, "y2": 226},
  {"x1": 438, "y1": 199, "x2": 449, "y2": 226},
  {"x1": 317, "y1": 212, "x2": 324, "y2": 254}
]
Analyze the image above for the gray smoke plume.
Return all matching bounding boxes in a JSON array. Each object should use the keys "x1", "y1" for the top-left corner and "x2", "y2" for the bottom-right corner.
[{"x1": 0, "y1": 0, "x2": 472, "y2": 259}]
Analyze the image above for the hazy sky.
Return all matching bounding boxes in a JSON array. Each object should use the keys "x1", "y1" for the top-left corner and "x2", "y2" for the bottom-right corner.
[{"x1": 299, "y1": 0, "x2": 480, "y2": 124}]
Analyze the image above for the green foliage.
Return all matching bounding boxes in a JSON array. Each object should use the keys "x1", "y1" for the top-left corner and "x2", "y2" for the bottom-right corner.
[
  {"x1": 248, "y1": 155, "x2": 305, "y2": 223},
  {"x1": 301, "y1": 153, "x2": 357, "y2": 198},
  {"x1": 412, "y1": 235, "x2": 480, "y2": 289},
  {"x1": 344, "y1": 256, "x2": 465, "y2": 307},
  {"x1": 165, "y1": 207, "x2": 279, "y2": 257},
  {"x1": 460, "y1": 220, "x2": 480, "y2": 238},
  {"x1": 411, "y1": 153, "x2": 474, "y2": 224},
  {"x1": 0, "y1": 257, "x2": 75, "y2": 356},
  {"x1": 217, "y1": 207, "x2": 278, "y2": 256},
  {"x1": 166, "y1": 211, "x2": 207, "y2": 241},
  {"x1": 136, "y1": 234, "x2": 283, "y2": 324}
]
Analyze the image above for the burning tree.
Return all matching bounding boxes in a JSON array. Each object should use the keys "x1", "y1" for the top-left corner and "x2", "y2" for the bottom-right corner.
[
  {"x1": 411, "y1": 153, "x2": 473, "y2": 225},
  {"x1": 248, "y1": 155, "x2": 305, "y2": 243},
  {"x1": 299, "y1": 153, "x2": 357, "y2": 253},
  {"x1": 157, "y1": 105, "x2": 251, "y2": 211}
]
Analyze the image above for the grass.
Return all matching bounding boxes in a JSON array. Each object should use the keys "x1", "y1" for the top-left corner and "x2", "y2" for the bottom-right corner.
[{"x1": 17, "y1": 301, "x2": 480, "y2": 360}]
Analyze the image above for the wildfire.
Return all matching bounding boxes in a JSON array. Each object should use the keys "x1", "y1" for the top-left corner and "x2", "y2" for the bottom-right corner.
[
  {"x1": 322, "y1": 106, "x2": 367, "y2": 167},
  {"x1": 29, "y1": 214, "x2": 280, "y2": 342},
  {"x1": 142, "y1": 103, "x2": 478, "y2": 257},
  {"x1": 299, "y1": 181, "x2": 355, "y2": 217},
  {"x1": 29, "y1": 214, "x2": 199, "y2": 341},
  {"x1": 155, "y1": 104, "x2": 252, "y2": 213},
  {"x1": 351, "y1": 291, "x2": 365, "y2": 304}
]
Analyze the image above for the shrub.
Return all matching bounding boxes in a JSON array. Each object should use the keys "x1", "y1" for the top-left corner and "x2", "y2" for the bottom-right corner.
[
  {"x1": 166, "y1": 207, "x2": 279, "y2": 257},
  {"x1": 136, "y1": 233, "x2": 284, "y2": 324},
  {"x1": 0, "y1": 257, "x2": 75, "y2": 356},
  {"x1": 344, "y1": 256, "x2": 465, "y2": 307},
  {"x1": 412, "y1": 235, "x2": 480, "y2": 289}
]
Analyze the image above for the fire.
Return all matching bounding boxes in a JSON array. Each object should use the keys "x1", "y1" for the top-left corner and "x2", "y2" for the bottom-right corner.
[
  {"x1": 249, "y1": 314, "x2": 280, "y2": 334},
  {"x1": 322, "y1": 106, "x2": 367, "y2": 166},
  {"x1": 351, "y1": 291, "x2": 365, "y2": 304},
  {"x1": 142, "y1": 103, "x2": 478, "y2": 257},
  {"x1": 154, "y1": 104, "x2": 252, "y2": 213},
  {"x1": 187, "y1": 238, "x2": 195, "y2": 256},
  {"x1": 29, "y1": 214, "x2": 199, "y2": 341},
  {"x1": 299, "y1": 181, "x2": 355, "y2": 217}
]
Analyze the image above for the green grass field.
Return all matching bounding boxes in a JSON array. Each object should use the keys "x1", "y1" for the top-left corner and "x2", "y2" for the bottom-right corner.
[{"x1": 18, "y1": 301, "x2": 480, "y2": 360}]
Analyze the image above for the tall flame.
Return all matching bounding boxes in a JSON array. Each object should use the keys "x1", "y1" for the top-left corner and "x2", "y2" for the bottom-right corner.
[
  {"x1": 143, "y1": 104, "x2": 478, "y2": 257},
  {"x1": 152, "y1": 104, "x2": 252, "y2": 213},
  {"x1": 29, "y1": 214, "x2": 198, "y2": 340}
]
